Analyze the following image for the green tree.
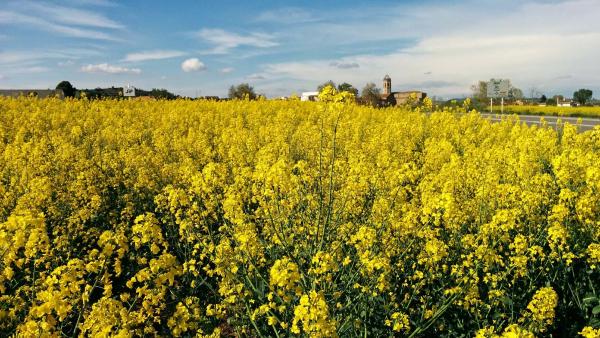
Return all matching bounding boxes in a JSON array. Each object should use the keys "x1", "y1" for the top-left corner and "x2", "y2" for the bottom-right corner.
[
  {"x1": 228, "y1": 83, "x2": 257, "y2": 100},
  {"x1": 337, "y1": 83, "x2": 358, "y2": 96},
  {"x1": 149, "y1": 88, "x2": 176, "y2": 99},
  {"x1": 573, "y1": 89, "x2": 593, "y2": 105},
  {"x1": 56, "y1": 81, "x2": 76, "y2": 98},
  {"x1": 360, "y1": 83, "x2": 382, "y2": 107}
]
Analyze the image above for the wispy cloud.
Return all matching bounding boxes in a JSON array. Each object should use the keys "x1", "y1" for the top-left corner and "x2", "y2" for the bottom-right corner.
[
  {"x1": 17, "y1": 66, "x2": 51, "y2": 74},
  {"x1": 552, "y1": 75, "x2": 573, "y2": 81},
  {"x1": 66, "y1": 0, "x2": 117, "y2": 6},
  {"x1": 194, "y1": 28, "x2": 278, "y2": 54},
  {"x1": 58, "y1": 60, "x2": 75, "y2": 67},
  {"x1": 0, "y1": 49, "x2": 102, "y2": 67},
  {"x1": 255, "y1": 7, "x2": 318, "y2": 24},
  {"x1": 81, "y1": 63, "x2": 141, "y2": 74},
  {"x1": 0, "y1": 51, "x2": 53, "y2": 65},
  {"x1": 0, "y1": 10, "x2": 120, "y2": 41},
  {"x1": 21, "y1": 1, "x2": 124, "y2": 29},
  {"x1": 246, "y1": 73, "x2": 266, "y2": 80},
  {"x1": 220, "y1": 67, "x2": 234, "y2": 73},
  {"x1": 0, "y1": 65, "x2": 51, "y2": 76},
  {"x1": 123, "y1": 50, "x2": 186, "y2": 62},
  {"x1": 181, "y1": 58, "x2": 206, "y2": 72}
]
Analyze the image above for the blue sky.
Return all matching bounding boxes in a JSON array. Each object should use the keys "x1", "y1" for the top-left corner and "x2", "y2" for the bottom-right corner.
[{"x1": 1, "y1": 0, "x2": 599, "y2": 98}]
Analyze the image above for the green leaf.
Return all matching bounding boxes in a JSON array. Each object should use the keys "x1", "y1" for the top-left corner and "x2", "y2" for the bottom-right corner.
[
  {"x1": 593, "y1": 305, "x2": 600, "y2": 315},
  {"x1": 500, "y1": 296, "x2": 514, "y2": 306}
]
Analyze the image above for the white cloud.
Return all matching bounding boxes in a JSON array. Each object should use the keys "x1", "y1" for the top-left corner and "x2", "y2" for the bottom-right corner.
[
  {"x1": 123, "y1": 50, "x2": 186, "y2": 62},
  {"x1": 81, "y1": 63, "x2": 141, "y2": 74},
  {"x1": 220, "y1": 67, "x2": 234, "y2": 73},
  {"x1": 195, "y1": 28, "x2": 278, "y2": 54},
  {"x1": 181, "y1": 58, "x2": 206, "y2": 72},
  {"x1": 0, "y1": 74, "x2": 5, "y2": 80}
]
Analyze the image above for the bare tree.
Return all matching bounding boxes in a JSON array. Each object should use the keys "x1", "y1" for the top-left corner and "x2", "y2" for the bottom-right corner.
[
  {"x1": 470, "y1": 81, "x2": 487, "y2": 101},
  {"x1": 528, "y1": 86, "x2": 541, "y2": 100},
  {"x1": 361, "y1": 83, "x2": 382, "y2": 107}
]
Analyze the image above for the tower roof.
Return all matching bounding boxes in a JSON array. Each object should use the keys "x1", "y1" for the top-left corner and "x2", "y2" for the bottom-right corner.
[{"x1": 383, "y1": 74, "x2": 391, "y2": 80}]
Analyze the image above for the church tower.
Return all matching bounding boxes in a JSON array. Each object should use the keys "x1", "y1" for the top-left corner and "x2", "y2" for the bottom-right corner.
[{"x1": 383, "y1": 74, "x2": 391, "y2": 95}]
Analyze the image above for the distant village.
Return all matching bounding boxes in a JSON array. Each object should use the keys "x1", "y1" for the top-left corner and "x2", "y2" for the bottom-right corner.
[{"x1": 0, "y1": 75, "x2": 596, "y2": 109}]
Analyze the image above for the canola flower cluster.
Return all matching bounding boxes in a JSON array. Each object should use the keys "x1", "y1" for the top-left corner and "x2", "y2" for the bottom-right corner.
[{"x1": 0, "y1": 96, "x2": 599, "y2": 337}]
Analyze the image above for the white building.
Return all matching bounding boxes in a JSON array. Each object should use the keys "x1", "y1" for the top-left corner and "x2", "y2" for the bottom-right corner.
[
  {"x1": 301, "y1": 91, "x2": 319, "y2": 102},
  {"x1": 557, "y1": 101, "x2": 572, "y2": 107}
]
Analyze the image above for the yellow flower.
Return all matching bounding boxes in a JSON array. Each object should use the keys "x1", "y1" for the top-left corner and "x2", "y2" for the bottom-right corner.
[
  {"x1": 270, "y1": 257, "x2": 301, "y2": 298},
  {"x1": 387, "y1": 312, "x2": 410, "y2": 332},
  {"x1": 526, "y1": 287, "x2": 558, "y2": 331},
  {"x1": 587, "y1": 243, "x2": 600, "y2": 269},
  {"x1": 579, "y1": 326, "x2": 600, "y2": 338},
  {"x1": 291, "y1": 290, "x2": 337, "y2": 338}
]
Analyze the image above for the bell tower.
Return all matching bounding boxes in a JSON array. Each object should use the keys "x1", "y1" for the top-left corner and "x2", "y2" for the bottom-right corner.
[{"x1": 383, "y1": 74, "x2": 391, "y2": 95}]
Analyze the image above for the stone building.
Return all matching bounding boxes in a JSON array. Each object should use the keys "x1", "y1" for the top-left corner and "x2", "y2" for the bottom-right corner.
[{"x1": 381, "y1": 75, "x2": 426, "y2": 106}]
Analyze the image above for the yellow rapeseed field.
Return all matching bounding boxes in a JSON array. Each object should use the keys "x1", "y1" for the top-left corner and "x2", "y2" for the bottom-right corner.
[
  {"x1": 0, "y1": 96, "x2": 599, "y2": 337},
  {"x1": 503, "y1": 105, "x2": 600, "y2": 118}
]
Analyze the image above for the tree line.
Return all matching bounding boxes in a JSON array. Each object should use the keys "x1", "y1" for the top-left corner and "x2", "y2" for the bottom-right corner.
[{"x1": 56, "y1": 81, "x2": 178, "y2": 100}]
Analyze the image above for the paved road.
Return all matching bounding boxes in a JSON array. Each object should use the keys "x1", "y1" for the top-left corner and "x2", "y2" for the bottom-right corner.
[{"x1": 479, "y1": 113, "x2": 600, "y2": 132}]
